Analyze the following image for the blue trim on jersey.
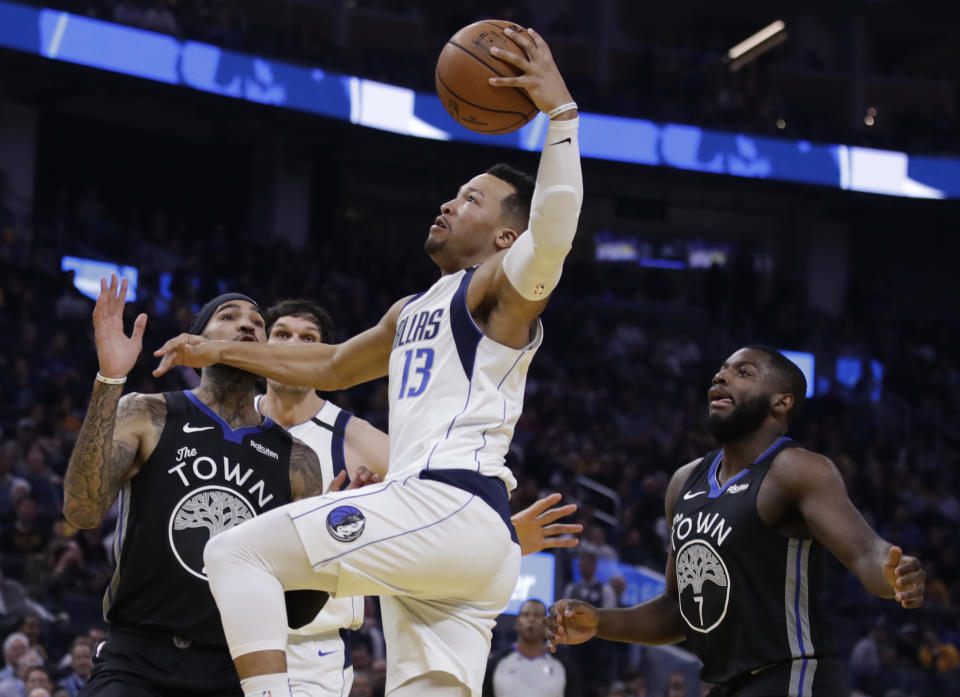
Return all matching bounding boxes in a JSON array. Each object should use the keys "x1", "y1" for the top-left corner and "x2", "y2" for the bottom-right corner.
[
  {"x1": 332, "y1": 411, "x2": 352, "y2": 480},
  {"x1": 185, "y1": 390, "x2": 275, "y2": 444},
  {"x1": 420, "y1": 468, "x2": 518, "y2": 544},
  {"x1": 470, "y1": 351, "x2": 528, "y2": 471},
  {"x1": 425, "y1": 379, "x2": 473, "y2": 471},
  {"x1": 292, "y1": 481, "x2": 398, "y2": 519},
  {"x1": 707, "y1": 452, "x2": 748, "y2": 498},
  {"x1": 756, "y1": 436, "x2": 791, "y2": 462},
  {"x1": 450, "y1": 268, "x2": 482, "y2": 380},
  {"x1": 497, "y1": 352, "x2": 526, "y2": 389},
  {"x1": 708, "y1": 436, "x2": 793, "y2": 498},
  {"x1": 401, "y1": 292, "x2": 426, "y2": 310}
]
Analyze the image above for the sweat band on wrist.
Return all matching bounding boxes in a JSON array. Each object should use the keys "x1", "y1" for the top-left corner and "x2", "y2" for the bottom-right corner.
[
  {"x1": 546, "y1": 102, "x2": 578, "y2": 119},
  {"x1": 96, "y1": 372, "x2": 127, "y2": 385}
]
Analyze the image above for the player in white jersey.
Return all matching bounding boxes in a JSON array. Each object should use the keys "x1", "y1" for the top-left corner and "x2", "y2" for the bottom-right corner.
[
  {"x1": 259, "y1": 299, "x2": 583, "y2": 697},
  {"x1": 155, "y1": 27, "x2": 581, "y2": 697},
  {"x1": 256, "y1": 299, "x2": 377, "y2": 697}
]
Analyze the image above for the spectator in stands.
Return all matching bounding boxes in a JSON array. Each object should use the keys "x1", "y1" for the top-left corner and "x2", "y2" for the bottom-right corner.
[
  {"x1": 0, "y1": 647, "x2": 43, "y2": 697},
  {"x1": 56, "y1": 638, "x2": 92, "y2": 697},
  {"x1": 849, "y1": 617, "x2": 887, "y2": 690},
  {"x1": 349, "y1": 670, "x2": 373, "y2": 697},
  {"x1": 918, "y1": 628, "x2": 960, "y2": 673},
  {"x1": 580, "y1": 525, "x2": 618, "y2": 562},
  {"x1": 0, "y1": 447, "x2": 27, "y2": 523},
  {"x1": 0, "y1": 498, "x2": 49, "y2": 562},
  {"x1": 350, "y1": 634, "x2": 373, "y2": 677},
  {"x1": 22, "y1": 667, "x2": 53, "y2": 697},
  {"x1": 483, "y1": 599, "x2": 581, "y2": 697},
  {"x1": 370, "y1": 658, "x2": 386, "y2": 697},
  {"x1": 23, "y1": 449, "x2": 59, "y2": 522},
  {"x1": 620, "y1": 666, "x2": 646, "y2": 697},
  {"x1": 564, "y1": 551, "x2": 616, "y2": 611},
  {"x1": 662, "y1": 672, "x2": 685, "y2": 697},
  {"x1": 0, "y1": 565, "x2": 34, "y2": 634},
  {"x1": 0, "y1": 634, "x2": 28, "y2": 683},
  {"x1": 563, "y1": 552, "x2": 617, "y2": 693},
  {"x1": 18, "y1": 614, "x2": 48, "y2": 659}
]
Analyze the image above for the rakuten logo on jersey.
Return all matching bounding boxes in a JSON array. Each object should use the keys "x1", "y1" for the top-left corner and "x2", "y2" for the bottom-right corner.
[{"x1": 249, "y1": 440, "x2": 279, "y2": 460}]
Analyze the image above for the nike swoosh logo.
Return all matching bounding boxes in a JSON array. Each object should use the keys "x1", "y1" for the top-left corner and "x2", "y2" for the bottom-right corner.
[
  {"x1": 317, "y1": 648, "x2": 338, "y2": 657},
  {"x1": 183, "y1": 423, "x2": 215, "y2": 433},
  {"x1": 548, "y1": 137, "x2": 572, "y2": 146},
  {"x1": 683, "y1": 490, "x2": 707, "y2": 500}
]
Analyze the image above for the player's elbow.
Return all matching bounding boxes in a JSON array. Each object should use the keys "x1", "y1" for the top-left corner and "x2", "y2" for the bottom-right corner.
[{"x1": 63, "y1": 499, "x2": 104, "y2": 530}]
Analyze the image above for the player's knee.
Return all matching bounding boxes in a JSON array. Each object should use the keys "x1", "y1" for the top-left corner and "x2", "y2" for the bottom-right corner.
[{"x1": 203, "y1": 528, "x2": 244, "y2": 579}]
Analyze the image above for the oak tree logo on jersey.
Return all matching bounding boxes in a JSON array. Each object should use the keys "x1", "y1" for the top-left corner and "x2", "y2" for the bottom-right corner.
[
  {"x1": 168, "y1": 485, "x2": 256, "y2": 579},
  {"x1": 326, "y1": 505, "x2": 365, "y2": 542},
  {"x1": 675, "y1": 538, "x2": 731, "y2": 633}
]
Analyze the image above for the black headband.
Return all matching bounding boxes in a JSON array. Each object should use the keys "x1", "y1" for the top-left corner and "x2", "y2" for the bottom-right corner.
[{"x1": 189, "y1": 293, "x2": 261, "y2": 335}]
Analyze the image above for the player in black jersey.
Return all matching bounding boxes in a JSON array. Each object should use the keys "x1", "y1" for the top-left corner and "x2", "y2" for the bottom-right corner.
[
  {"x1": 62, "y1": 275, "x2": 324, "y2": 697},
  {"x1": 547, "y1": 346, "x2": 926, "y2": 697}
]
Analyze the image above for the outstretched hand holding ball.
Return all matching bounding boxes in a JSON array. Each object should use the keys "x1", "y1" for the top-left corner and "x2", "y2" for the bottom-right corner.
[{"x1": 436, "y1": 21, "x2": 576, "y2": 134}]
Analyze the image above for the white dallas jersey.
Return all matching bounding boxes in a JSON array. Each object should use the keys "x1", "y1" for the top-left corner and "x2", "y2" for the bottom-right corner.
[
  {"x1": 254, "y1": 395, "x2": 363, "y2": 635},
  {"x1": 387, "y1": 267, "x2": 542, "y2": 491}
]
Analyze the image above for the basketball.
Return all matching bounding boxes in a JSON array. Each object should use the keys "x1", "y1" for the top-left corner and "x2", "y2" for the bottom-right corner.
[{"x1": 435, "y1": 20, "x2": 539, "y2": 135}]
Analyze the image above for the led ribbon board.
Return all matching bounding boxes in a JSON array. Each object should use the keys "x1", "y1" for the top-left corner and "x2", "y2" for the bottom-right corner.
[{"x1": 1, "y1": 1, "x2": 957, "y2": 199}]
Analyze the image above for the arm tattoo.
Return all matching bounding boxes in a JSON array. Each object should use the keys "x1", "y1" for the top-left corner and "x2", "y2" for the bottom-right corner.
[
  {"x1": 63, "y1": 387, "x2": 164, "y2": 528},
  {"x1": 289, "y1": 441, "x2": 325, "y2": 500}
]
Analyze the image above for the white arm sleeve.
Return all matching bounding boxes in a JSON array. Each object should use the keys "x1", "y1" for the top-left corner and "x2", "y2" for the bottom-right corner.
[{"x1": 502, "y1": 116, "x2": 583, "y2": 300}]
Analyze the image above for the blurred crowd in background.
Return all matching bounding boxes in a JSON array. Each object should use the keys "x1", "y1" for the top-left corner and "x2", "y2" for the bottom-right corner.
[
  {"x1": 1, "y1": 1, "x2": 959, "y2": 695},
  {"x1": 0, "y1": 171, "x2": 958, "y2": 697}
]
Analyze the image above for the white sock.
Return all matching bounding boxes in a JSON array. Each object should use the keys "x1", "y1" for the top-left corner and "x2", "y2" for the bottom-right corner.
[{"x1": 240, "y1": 673, "x2": 291, "y2": 697}]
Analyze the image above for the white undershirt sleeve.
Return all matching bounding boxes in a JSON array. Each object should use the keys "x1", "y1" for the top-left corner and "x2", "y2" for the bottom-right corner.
[{"x1": 502, "y1": 116, "x2": 583, "y2": 301}]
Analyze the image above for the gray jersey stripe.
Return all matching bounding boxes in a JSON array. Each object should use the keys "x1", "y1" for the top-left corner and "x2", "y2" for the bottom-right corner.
[
  {"x1": 785, "y1": 538, "x2": 801, "y2": 656},
  {"x1": 798, "y1": 539, "x2": 814, "y2": 656},
  {"x1": 803, "y1": 658, "x2": 819, "y2": 697},
  {"x1": 103, "y1": 482, "x2": 133, "y2": 618}
]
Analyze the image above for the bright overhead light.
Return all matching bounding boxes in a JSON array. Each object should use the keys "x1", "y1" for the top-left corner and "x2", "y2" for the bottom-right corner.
[{"x1": 726, "y1": 20, "x2": 787, "y2": 72}]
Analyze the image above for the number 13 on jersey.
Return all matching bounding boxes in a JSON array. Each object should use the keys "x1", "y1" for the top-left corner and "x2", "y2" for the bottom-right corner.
[{"x1": 397, "y1": 348, "x2": 434, "y2": 399}]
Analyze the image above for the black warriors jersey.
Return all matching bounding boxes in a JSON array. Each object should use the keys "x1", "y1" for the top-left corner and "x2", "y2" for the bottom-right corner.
[
  {"x1": 104, "y1": 391, "x2": 293, "y2": 647},
  {"x1": 671, "y1": 438, "x2": 844, "y2": 696}
]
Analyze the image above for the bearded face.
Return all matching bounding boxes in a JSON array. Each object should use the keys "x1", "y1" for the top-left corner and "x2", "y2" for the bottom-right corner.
[{"x1": 705, "y1": 392, "x2": 772, "y2": 443}]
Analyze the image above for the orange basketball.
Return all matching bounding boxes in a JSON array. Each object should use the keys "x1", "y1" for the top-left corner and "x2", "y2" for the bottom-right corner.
[{"x1": 435, "y1": 20, "x2": 539, "y2": 135}]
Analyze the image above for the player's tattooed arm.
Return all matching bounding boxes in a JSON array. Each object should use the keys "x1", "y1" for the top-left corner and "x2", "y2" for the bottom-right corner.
[
  {"x1": 63, "y1": 390, "x2": 165, "y2": 529},
  {"x1": 288, "y1": 439, "x2": 325, "y2": 500}
]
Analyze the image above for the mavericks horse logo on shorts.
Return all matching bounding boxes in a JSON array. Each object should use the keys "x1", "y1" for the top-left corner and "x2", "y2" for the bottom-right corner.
[{"x1": 327, "y1": 505, "x2": 366, "y2": 542}]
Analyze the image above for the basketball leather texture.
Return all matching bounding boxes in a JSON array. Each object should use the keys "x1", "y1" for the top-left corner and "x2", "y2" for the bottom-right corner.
[{"x1": 435, "y1": 20, "x2": 539, "y2": 135}]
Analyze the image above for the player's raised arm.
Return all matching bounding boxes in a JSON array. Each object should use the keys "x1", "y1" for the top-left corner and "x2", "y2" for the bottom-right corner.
[
  {"x1": 778, "y1": 448, "x2": 926, "y2": 608},
  {"x1": 469, "y1": 28, "x2": 583, "y2": 337},
  {"x1": 64, "y1": 275, "x2": 158, "y2": 529},
  {"x1": 153, "y1": 295, "x2": 412, "y2": 390}
]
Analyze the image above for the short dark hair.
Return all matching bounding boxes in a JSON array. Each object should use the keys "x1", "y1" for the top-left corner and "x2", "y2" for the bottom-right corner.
[
  {"x1": 520, "y1": 598, "x2": 547, "y2": 612},
  {"x1": 264, "y1": 299, "x2": 335, "y2": 342},
  {"x1": 746, "y1": 345, "x2": 807, "y2": 420},
  {"x1": 486, "y1": 163, "x2": 535, "y2": 232}
]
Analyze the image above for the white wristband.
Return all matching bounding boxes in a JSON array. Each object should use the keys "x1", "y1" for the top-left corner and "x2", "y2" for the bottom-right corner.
[
  {"x1": 546, "y1": 102, "x2": 578, "y2": 119},
  {"x1": 96, "y1": 372, "x2": 127, "y2": 385}
]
